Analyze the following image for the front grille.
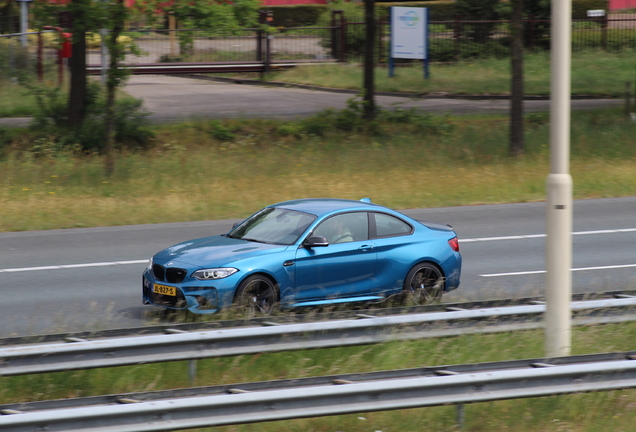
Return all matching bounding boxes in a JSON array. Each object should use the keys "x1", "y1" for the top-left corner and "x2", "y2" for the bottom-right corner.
[
  {"x1": 152, "y1": 264, "x2": 165, "y2": 281},
  {"x1": 166, "y1": 268, "x2": 187, "y2": 283}
]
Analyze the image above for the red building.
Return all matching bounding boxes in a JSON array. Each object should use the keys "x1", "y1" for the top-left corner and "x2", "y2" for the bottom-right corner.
[{"x1": 610, "y1": 0, "x2": 636, "y2": 9}]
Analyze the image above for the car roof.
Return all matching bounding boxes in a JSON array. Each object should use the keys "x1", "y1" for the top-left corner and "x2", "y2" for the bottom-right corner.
[{"x1": 271, "y1": 198, "x2": 383, "y2": 216}]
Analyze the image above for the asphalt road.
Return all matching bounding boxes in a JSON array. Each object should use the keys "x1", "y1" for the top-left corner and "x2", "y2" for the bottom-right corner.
[
  {"x1": 0, "y1": 74, "x2": 623, "y2": 128},
  {"x1": 1, "y1": 197, "x2": 635, "y2": 338}
]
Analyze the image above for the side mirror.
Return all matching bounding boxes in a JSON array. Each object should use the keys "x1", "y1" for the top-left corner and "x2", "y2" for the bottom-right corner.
[
  {"x1": 232, "y1": 220, "x2": 244, "y2": 229},
  {"x1": 304, "y1": 235, "x2": 329, "y2": 248}
]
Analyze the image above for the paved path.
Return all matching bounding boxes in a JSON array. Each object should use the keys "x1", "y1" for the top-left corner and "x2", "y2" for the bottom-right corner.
[{"x1": 0, "y1": 75, "x2": 622, "y2": 127}]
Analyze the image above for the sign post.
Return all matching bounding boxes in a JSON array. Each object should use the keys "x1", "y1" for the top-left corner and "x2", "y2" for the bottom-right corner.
[{"x1": 389, "y1": 7, "x2": 428, "y2": 79}]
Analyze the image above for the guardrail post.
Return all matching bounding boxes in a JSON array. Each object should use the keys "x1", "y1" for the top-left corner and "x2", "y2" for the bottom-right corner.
[
  {"x1": 456, "y1": 404, "x2": 465, "y2": 430},
  {"x1": 189, "y1": 359, "x2": 197, "y2": 383}
]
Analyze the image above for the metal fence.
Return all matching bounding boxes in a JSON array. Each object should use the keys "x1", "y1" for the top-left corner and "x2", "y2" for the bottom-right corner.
[
  {"x1": 3, "y1": 12, "x2": 636, "y2": 78},
  {"x1": 0, "y1": 32, "x2": 60, "y2": 81},
  {"x1": 340, "y1": 13, "x2": 636, "y2": 62}
]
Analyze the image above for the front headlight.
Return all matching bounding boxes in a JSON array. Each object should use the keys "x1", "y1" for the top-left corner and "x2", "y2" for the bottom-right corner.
[
  {"x1": 191, "y1": 268, "x2": 238, "y2": 280},
  {"x1": 147, "y1": 256, "x2": 154, "y2": 271}
]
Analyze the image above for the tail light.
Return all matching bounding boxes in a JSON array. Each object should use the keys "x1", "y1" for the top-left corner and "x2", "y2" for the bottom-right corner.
[{"x1": 448, "y1": 237, "x2": 460, "y2": 252}]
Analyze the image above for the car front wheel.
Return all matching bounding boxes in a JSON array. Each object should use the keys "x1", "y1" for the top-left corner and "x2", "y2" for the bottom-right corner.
[
  {"x1": 234, "y1": 275, "x2": 279, "y2": 316},
  {"x1": 403, "y1": 263, "x2": 444, "y2": 305}
]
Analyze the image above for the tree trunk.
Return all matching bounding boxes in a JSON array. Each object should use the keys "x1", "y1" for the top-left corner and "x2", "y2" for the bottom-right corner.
[
  {"x1": 104, "y1": 0, "x2": 125, "y2": 176},
  {"x1": 68, "y1": 0, "x2": 88, "y2": 127},
  {"x1": 510, "y1": 0, "x2": 524, "y2": 157},
  {"x1": 363, "y1": 0, "x2": 375, "y2": 121}
]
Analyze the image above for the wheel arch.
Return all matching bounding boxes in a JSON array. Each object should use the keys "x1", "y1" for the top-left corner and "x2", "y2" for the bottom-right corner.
[
  {"x1": 403, "y1": 260, "x2": 446, "y2": 289},
  {"x1": 232, "y1": 271, "x2": 281, "y2": 303}
]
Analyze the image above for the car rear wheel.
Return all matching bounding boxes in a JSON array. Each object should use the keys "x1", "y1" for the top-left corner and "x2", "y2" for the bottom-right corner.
[
  {"x1": 403, "y1": 263, "x2": 444, "y2": 305},
  {"x1": 234, "y1": 275, "x2": 279, "y2": 316}
]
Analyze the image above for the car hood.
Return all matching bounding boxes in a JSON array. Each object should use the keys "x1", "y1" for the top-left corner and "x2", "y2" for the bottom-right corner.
[{"x1": 154, "y1": 235, "x2": 288, "y2": 267}]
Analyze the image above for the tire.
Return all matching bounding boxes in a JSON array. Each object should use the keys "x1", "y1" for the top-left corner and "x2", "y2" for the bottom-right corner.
[
  {"x1": 403, "y1": 263, "x2": 445, "y2": 305},
  {"x1": 234, "y1": 275, "x2": 279, "y2": 317}
]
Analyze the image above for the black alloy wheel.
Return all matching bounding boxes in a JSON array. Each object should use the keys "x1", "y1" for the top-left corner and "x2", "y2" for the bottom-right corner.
[
  {"x1": 403, "y1": 263, "x2": 445, "y2": 305},
  {"x1": 235, "y1": 275, "x2": 279, "y2": 316}
]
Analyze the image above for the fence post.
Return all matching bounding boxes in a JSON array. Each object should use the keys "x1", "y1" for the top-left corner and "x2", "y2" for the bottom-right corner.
[
  {"x1": 527, "y1": 14, "x2": 535, "y2": 50},
  {"x1": 331, "y1": 10, "x2": 337, "y2": 60},
  {"x1": 378, "y1": 15, "x2": 384, "y2": 65},
  {"x1": 169, "y1": 14, "x2": 177, "y2": 57},
  {"x1": 265, "y1": 34, "x2": 271, "y2": 73},
  {"x1": 454, "y1": 14, "x2": 461, "y2": 61},
  {"x1": 257, "y1": 10, "x2": 266, "y2": 62},
  {"x1": 601, "y1": 14, "x2": 608, "y2": 51},
  {"x1": 340, "y1": 15, "x2": 347, "y2": 62},
  {"x1": 625, "y1": 82, "x2": 631, "y2": 117},
  {"x1": 37, "y1": 31, "x2": 43, "y2": 82}
]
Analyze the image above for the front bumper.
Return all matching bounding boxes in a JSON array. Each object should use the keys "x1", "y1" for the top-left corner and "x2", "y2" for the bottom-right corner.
[{"x1": 142, "y1": 270, "x2": 236, "y2": 314}]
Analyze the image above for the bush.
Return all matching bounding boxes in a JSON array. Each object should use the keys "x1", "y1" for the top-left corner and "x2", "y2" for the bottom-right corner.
[
  {"x1": 296, "y1": 96, "x2": 453, "y2": 137},
  {"x1": 208, "y1": 120, "x2": 235, "y2": 141},
  {"x1": 26, "y1": 81, "x2": 153, "y2": 153}
]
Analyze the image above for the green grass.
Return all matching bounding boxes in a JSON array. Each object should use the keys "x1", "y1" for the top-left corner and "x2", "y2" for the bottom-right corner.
[
  {"x1": 3, "y1": 322, "x2": 636, "y2": 431},
  {"x1": 0, "y1": 79, "x2": 41, "y2": 117},
  {"x1": 1, "y1": 107, "x2": 635, "y2": 232},
  {"x1": 271, "y1": 49, "x2": 636, "y2": 96}
]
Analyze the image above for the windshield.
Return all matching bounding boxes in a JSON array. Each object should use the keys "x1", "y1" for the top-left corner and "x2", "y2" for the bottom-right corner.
[{"x1": 227, "y1": 208, "x2": 316, "y2": 245}]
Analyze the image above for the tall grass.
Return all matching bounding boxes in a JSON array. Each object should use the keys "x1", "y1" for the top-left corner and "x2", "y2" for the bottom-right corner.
[
  {"x1": 273, "y1": 49, "x2": 636, "y2": 96},
  {"x1": 0, "y1": 107, "x2": 635, "y2": 232}
]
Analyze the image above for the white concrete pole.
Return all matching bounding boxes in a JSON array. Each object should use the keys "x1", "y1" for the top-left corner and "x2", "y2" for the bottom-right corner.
[
  {"x1": 19, "y1": 0, "x2": 29, "y2": 48},
  {"x1": 545, "y1": 0, "x2": 573, "y2": 357}
]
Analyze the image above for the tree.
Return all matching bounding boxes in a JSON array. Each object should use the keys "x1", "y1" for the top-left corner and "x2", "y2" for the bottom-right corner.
[
  {"x1": 67, "y1": 0, "x2": 91, "y2": 127},
  {"x1": 103, "y1": 0, "x2": 128, "y2": 175},
  {"x1": 454, "y1": 0, "x2": 505, "y2": 43}
]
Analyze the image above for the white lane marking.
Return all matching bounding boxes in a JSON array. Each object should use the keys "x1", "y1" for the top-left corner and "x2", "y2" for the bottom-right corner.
[
  {"x1": 0, "y1": 260, "x2": 148, "y2": 273},
  {"x1": 2, "y1": 227, "x2": 635, "y2": 274},
  {"x1": 481, "y1": 263, "x2": 636, "y2": 278},
  {"x1": 461, "y1": 227, "x2": 636, "y2": 243}
]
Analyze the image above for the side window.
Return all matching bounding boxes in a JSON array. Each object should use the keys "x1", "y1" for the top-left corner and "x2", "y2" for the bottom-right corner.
[
  {"x1": 372, "y1": 213, "x2": 412, "y2": 238},
  {"x1": 313, "y1": 212, "x2": 368, "y2": 244}
]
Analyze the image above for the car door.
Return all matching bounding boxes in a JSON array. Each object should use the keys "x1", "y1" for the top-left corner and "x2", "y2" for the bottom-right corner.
[
  {"x1": 293, "y1": 212, "x2": 377, "y2": 302},
  {"x1": 367, "y1": 212, "x2": 415, "y2": 294}
]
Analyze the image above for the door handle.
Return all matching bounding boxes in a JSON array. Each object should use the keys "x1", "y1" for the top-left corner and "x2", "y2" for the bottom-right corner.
[{"x1": 358, "y1": 245, "x2": 374, "y2": 251}]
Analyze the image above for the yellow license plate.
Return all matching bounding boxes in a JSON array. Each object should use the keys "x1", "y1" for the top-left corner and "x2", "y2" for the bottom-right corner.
[{"x1": 153, "y1": 283, "x2": 177, "y2": 296}]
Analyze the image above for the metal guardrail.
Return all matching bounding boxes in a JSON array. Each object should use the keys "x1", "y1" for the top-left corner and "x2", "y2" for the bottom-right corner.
[
  {"x1": 1, "y1": 351, "x2": 636, "y2": 432},
  {"x1": 3, "y1": 289, "x2": 635, "y2": 347},
  {"x1": 1, "y1": 296, "x2": 636, "y2": 377}
]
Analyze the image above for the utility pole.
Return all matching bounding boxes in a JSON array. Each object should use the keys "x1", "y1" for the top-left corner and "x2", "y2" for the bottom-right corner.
[{"x1": 545, "y1": 0, "x2": 572, "y2": 358}]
